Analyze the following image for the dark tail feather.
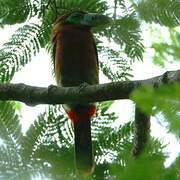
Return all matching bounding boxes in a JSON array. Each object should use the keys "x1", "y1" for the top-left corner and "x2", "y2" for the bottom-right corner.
[{"x1": 73, "y1": 119, "x2": 94, "y2": 176}]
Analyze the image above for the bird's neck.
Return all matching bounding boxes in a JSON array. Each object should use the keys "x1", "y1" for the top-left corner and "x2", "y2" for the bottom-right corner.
[{"x1": 59, "y1": 25, "x2": 93, "y2": 43}]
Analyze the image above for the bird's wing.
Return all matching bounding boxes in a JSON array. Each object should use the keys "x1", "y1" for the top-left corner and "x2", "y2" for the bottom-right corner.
[{"x1": 52, "y1": 31, "x2": 61, "y2": 84}]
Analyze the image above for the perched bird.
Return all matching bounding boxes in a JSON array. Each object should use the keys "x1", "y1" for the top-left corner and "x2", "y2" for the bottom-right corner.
[{"x1": 52, "y1": 11, "x2": 111, "y2": 175}]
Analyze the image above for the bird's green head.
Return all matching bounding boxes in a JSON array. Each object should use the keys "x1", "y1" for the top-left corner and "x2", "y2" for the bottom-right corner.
[{"x1": 63, "y1": 11, "x2": 111, "y2": 27}]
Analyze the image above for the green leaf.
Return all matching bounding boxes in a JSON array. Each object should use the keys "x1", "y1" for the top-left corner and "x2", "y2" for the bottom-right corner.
[
  {"x1": 136, "y1": 0, "x2": 180, "y2": 27},
  {"x1": 131, "y1": 84, "x2": 180, "y2": 138}
]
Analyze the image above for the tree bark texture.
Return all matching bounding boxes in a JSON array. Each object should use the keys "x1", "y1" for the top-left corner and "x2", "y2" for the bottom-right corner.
[{"x1": 0, "y1": 70, "x2": 179, "y2": 105}]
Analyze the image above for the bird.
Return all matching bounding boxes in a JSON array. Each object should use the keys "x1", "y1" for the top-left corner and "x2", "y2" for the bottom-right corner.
[{"x1": 51, "y1": 10, "x2": 111, "y2": 176}]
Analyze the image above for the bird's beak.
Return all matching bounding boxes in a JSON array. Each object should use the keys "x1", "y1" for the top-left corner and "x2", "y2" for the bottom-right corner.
[{"x1": 81, "y1": 13, "x2": 112, "y2": 27}]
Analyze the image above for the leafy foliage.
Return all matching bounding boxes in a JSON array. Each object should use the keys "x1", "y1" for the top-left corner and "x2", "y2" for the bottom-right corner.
[
  {"x1": 0, "y1": 0, "x2": 44, "y2": 26},
  {"x1": 56, "y1": 0, "x2": 108, "y2": 13},
  {"x1": 132, "y1": 84, "x2": 180, "y2": 138},
  {"x1": 0, "y1": 0, "x2": 179, "y2": 179},
  {"x1": 136, "y1": 0, "x2": 180, "y2": 27},
  {"x1": 107, "y1": 11, "x2": 144, "y2": 61},
  {"x1": 152, "y1": 28, "x2": 180, "y2": 66},
  {"x1": 0, "y1": 101, "x2": 23, "y2": 180},
  {"x1": 0, "y1": 23, "x2": 48, "y2": 82},
  {"x1": 1, "y1": 101, "x2": 175, "y2": 179}
]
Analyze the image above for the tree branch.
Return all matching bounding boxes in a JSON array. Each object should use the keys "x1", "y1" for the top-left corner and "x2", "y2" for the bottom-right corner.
[{"x1": 0, "y1": 70, "x2": 179, "y2": 106}]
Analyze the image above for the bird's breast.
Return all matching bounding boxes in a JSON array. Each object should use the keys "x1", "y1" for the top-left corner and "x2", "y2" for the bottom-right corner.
[{"x1": 55, "y1": 27, "x2": 99, "y2": 87}]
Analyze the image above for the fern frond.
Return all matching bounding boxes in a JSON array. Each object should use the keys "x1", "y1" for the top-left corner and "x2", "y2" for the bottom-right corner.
[
  {"x1": 0, "y1": 0, "x2": 42, "y2": 25},
  {"x1": 34, "y1": 144, "x2": 75, "y2": 176},
  {"x1": 98, "y1": 46, "x2": 133, "y2": 81},
  {"x1": 0, "y1": 145, "x2": 19, "y2": 170},
  {"x1": 0, "y1": 0, "x2": 53, "y2": 26},
  {"x1": 136, "y1": 0, "x2": 180, "y2": 27},
  {"x1": 98, "y1": 122, "x2": 133, "y2": 152},
  {"x1": 0, "y1": 102, "x2": 24, "y2": 178},
  {"x1": 21, "y1": 105, "x2": 73, "y2": 163},
  {"x1": 56, "y1": 0, "x2": 108, "y2": 14},
  {"x1": 0, "y1": 146, "x2": 17, "y2": 179},
  {"x1": 0, "y1": 23, "x2": 47, "y2": 82},
  {"x1": 152, "y1": 29, "x2": 180, "y2": 66},
  {"x1": 103, "y1": 11, "x2": 144, "y2": 61},
  {"x1": 19, "y1": 105, "x2": 75, "y2": 177},
  {"x1": 0, "y1": 145, "x2": 32, "y2": 180},
  {"x1": 0, "y1": 101, "x2": 22, "y2": 148},
  {"x1": 92, "y1": 102, "x2": 118, "y2": 139},
  {"x1": 95, "y1": 121, "x2": 133, "y2": 163}
]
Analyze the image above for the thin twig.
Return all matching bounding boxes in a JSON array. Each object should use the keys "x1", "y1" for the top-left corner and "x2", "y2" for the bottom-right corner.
[{"x1": 113, "y1": 0, "x2": 118, "y2": 20}]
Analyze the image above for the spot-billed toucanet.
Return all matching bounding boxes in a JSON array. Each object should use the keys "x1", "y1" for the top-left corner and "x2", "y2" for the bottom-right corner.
[{"x1": 52, "y1": 11, "x2": 111, "y2": 175}]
